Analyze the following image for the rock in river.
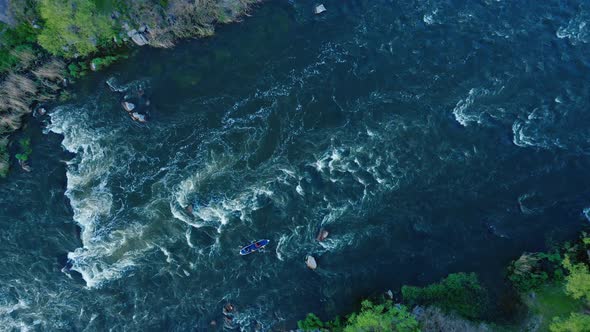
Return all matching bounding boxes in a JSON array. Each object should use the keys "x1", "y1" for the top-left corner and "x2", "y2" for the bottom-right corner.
[
  {"x1": 314, "y1": 4, "x2": 327, "y2": 14},
  {"x1": 131, "y1": 112, "x2": 147, "y2": 123},
  {"x1": 305, "y1": 255, "x2": 317, "y2": 270},
  {"x1": 122, "y1": 101, "x2": 135, "y2": 112},
  {"x1": 316, "y1": 228, "x2": 329, "y2": 241}
]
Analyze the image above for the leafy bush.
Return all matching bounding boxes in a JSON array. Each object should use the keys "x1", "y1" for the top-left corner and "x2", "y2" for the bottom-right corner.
[
  {"x1": 562, "y1": 256, "x2": 590, "y2": 304},
  {"x1": 37, "y1": 0, "x2": 115, "y2": 57},
  {"x1": 298, "y1": 313, "x2": 325, "y2": 331},
  {"x1": 401, "y1": 272, "x2": 488, "y2": 319},
  {"x1": 68, "y1": 62, "x2": 88, "y2": 78},
  {"x1": 15, "y1": 138, "x2": 32, "y2": 162},
  {"x1": 90, "y1": 54, "x2": 127, "y2": 70},
  {"x1": 550, "y1": 312, "x2": 590, "y2": 332},
  {"x1": 0, "y1": 22, "x2": 38, "y2": 72},
  {"x1": 298, "y1": 300, "x2": 418, "y2": 332},
  {"x1": 508, "y1": 252, "x2": 563, "y2": 293},
  {"x1": 344, "y1": 300, "x2": 419, "y2": 332}
]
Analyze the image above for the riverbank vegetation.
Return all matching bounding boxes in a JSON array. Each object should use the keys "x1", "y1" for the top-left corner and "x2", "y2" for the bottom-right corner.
[
  {"x1": 0, "y1": 0, "x2": 260, "y2": 177},
  {"x1": 298, "y1": 232, "x2": 590, "y2": 331}
]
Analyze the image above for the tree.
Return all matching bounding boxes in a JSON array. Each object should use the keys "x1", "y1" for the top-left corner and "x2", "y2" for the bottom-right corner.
[
  {"x1": 550, "y1": 313, "x2": 590, "y2": 332},
  {"x1": 297, "y1": 300, "x2": 418, "y2": 332},
  {"x1": 562, "y1": 256, "x2": 590, "y2": 304},
  {"x1": 402, "y1": 272, "x2": 488, "y2": 319},
  {"x1": 343, "y1": 300, "x2": 419, "y2": 332},
  {"x1": 37, "y1": 0, "x2": 114, "y2": 57}
]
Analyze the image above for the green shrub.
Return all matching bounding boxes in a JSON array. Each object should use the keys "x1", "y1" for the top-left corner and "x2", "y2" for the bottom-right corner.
[
  {"x1": 550, "y1": 312, "x2": 590, "y2": 332},
  {"x1": 90, "y1": 54, "x2": 127, "y2": 70},
  {"x1": 68, "y1": 62, "x2": 88, "y2": 78},
  {"x1": 562, "y1": 256, "x2": 590, "y2": 304},
  {"x1": 15, "y1": 138, "x2": 32, "y2": 162},
  {"x1": 402, "y1": 272, "x2": 488, "y2": 319},
  {"x1": 344, "y1": 300, "x2": 419, "y2": 332},
  {"x1": 508, "y1": 252, "x2": 563, "y2": 293},
  {"x1": 0, "y1": 22, "x2": 38, "y2": 72},
  {"x1": 298, "y1": 313, "x2": 325, "y2": 331},
  {"x1": 37, "y1": 0, "x2": 115, "y2": 57},
  {"x1": 298, "y1": 301, "x2": 418, "y2": 332}
]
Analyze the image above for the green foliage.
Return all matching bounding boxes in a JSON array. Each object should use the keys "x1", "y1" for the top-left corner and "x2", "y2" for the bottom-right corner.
[
  {"x1": 90, "y1": 54, "x2": 127, "y2": 70},
  {"x1": 524, "y1": 283, "x2": 585, "y2": 332},
  {"x1": 297, "y1": 301, "x2": 418, "y2": 332},
  {"x1": 15, "y1": 138, "x2": 32, "y2": 162},
  {"x1": 562, "y1": 256, "x2": 590, "y2": 304},
  {"x1": 298, "y1": 313, "x2": 325, "y2": 331},
  {"x1": 402, "y1": 272, "x2": 488, "y2": 319},
  {"x1": 0, "y1": 23, "x2": 38, "y2": 72},
  {"x1": 508, "y1": 252, "x2": 564, "y2": 293},
  {"x1": 344, "y1": 300, "x2": 419, "y2": 332},
  {"x1": 68, "y1": 62, "x2": 88, "y2": 78},
  {"x1": 37, "y1": 0, "x2": 115, "y2": 57},
  {"x1": 550, "y1": 313, "x2": 590, "y2": 332}
]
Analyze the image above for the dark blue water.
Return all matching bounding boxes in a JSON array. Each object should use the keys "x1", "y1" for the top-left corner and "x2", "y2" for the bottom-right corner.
[{"x1": 2, "y1": 0, "x2": 590, "y2": 330}]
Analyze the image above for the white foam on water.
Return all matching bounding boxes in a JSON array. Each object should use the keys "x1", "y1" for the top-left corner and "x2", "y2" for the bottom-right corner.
[
  {"x1": 452, "y1": 88, "x2": 490, "y2": 126},
  {"x1": 583, "y1": 207, "x2": 590, "y2": 223},
  {"x1": 49, "y1": 105, "x2": 153, "y2": 288},
  {"x1": 557, "y1": 11, "x2": 590, "y2": 45}
]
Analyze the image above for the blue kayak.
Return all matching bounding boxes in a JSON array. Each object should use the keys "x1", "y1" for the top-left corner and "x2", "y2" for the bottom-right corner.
[{"x1": 239, "y1": 239, "x2": 270, "y2": 255}]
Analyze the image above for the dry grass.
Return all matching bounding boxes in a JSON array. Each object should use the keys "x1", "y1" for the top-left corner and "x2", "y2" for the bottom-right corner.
[
  {"x1": 0, "y1": 73, "x2": 38, "y2": 115},
  {"x1": 33, "y1": 59, "x2": 65, "y2": 91},
  {"x1": 0, "y1": 59, "x2": 64, "y2": 136},
  {"x1": 10, "y1": 47, "x2": 37, "y2": 70},
  {"x1": 128, "y1": 0, "x2": 261, "y2": 48},
  {"x1": 512, "y1": 253, "x2": 541, "y2": 276}
]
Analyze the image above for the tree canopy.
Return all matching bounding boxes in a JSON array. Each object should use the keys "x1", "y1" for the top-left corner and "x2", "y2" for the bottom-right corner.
[{"x1": 37, "y1": 0, "x2": 114, "y2": 57}]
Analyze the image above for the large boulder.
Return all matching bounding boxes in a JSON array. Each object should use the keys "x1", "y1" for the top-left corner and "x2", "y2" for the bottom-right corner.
[
  {"x1": 131, "y1": 33, "x2": 149, "y2": 46},
  {"x1": 314, "y1": 4, "x2": 327, "y2": 15},
  {"x1": 131, "y1": 112, "x2": 147, "y2": 123},
  {"x1": 122, "y1": 101, "x2": 135, "y2": 112},
  {"x1": 305, "y1": 255, "x2": 317, "y2": 270}
]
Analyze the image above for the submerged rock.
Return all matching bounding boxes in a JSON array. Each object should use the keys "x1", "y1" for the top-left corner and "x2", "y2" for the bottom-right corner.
[
  {"x1": 305, "y1": 255, "x2": 317, "y2": 270},
  {"x1": 314, "y1": 4, "x2": 327, "y2": 15},
  {"x1": 33, "y1": 107, "x2": 47, "y2": 118},
  {"x1": 222, "y1": 303, "x2": 234, "y2": 316},
  {"x1": 19, "y1": 160, "x2": 31, "y2": 172},
  {"x1": 316, "y1": 228, "x2": 329, "y2": 241},
  {"x1": 122, "y1": 101, "x2": 135, "y2": 112}
]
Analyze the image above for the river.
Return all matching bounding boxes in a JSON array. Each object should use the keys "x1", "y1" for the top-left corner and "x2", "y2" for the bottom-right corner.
[{"x1": 1, "y1": 0, "x2": 590, "y2": 330}]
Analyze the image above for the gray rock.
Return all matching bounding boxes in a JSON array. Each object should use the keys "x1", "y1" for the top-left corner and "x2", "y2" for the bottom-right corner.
[
  {"x1": 90, "y1": 62, "x2": 98, "y2": 71},
  {"x1": 314, "y1": 4, "x2": 327, "y2": 14},
  {"x1": 122, "y1": 101, "x2": 135, "y2": 112},
  {"x1": 305, "y1": 255, "x2": 317, "y2": 270},
  {"x1": 385, "y1": 289, "x2": 394, "y2": 299},
  {"x1": 131, "y1": 112, "x2": 147, "y2": 123},
  {"x1": 131, "y1": 33, "x2": 149, "y2": 46},
  {"x1": 127, "y1": 29, "x2": 138, "y2": 37}
]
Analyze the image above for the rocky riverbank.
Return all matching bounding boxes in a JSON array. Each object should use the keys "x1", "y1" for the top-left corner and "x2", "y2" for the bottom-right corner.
[{"x1": 0, "y1": 0, "x2": 261, "y2": 177}]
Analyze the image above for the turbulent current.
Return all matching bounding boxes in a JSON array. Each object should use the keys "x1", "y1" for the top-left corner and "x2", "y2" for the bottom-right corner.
[{"x1": 2, "y1": 0, "x2": 590, "y2": 330}]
